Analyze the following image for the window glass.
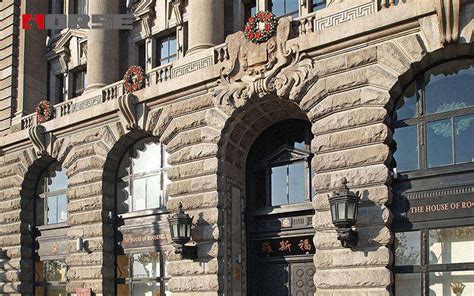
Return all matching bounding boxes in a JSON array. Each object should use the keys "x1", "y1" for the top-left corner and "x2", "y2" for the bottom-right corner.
[
  {"x1": 393, "y1": 125, "x2": 419, "y2": 172},
  {"x1": 425, "y1": 65, "x2": 474, "y2": 115},
  {"x1": 288, "y1": 161, "x2": 305, "y2": 204},
  {"x1": 395, "y1": 231, "x2": 421, "y2": 265},
  {"x1": 47, "y1": 196, "x2": 59, "y2": 224},
  {"x1": 395, "y1": 82, "x2": 417, "y2": 121},
  {"x1": 132, "y1": 253, "x2": 160, "y2": 279},
  {"x1": 395, "y1": 273, "x2": 422, "y2": 296},
  {"x1": 427, "y1": 119, "x2": 453, "y2": 168},
  {"x1": 48, "y1": 169, "x2": 68, "y2": 192},
  {"x1": 57, "y1": 194, "x2": 68, "y2": 223},
  {"x1": 271, "y1": 0, "x2": 299, "y2": 17},
  {"x1": 73, "y1": 70, "x2": 87, "y2": 97},
  {"x1": 131, "y1": 282, "x2": 160, "y2": 296},
  {"x1": 429, "y1": 227, "x2": 474, "y2": 265},
  {"x1": 35, "y1": 260, "x2": 67, "y2": 295},
  {"x1": 117, "y1": 138, "x2": 168, "y2": 213},
  {"x1": 138, "y1": 43, "x2": 146, "y2": 70},
  {"x1": 132, "y1": 141, "x2": 161, "y2": 174},
  {"x1": 311, "y1": 0, "x2": 326, "y2": 12},
  {"x1": 244, "y1": 0, "x2": 257, "y2": 21},
  {"x1": 429, "y1": 271, "x2": 474, "y2": 296},
  {"x1": 157, "y1": 34, "x2": 177, "y2": 66},
  {"x1": 271, "y1": 165, "x2": 288, "y2": 206},
  {"x1": 454, "y1": 114, "x2": 474, "y2": 164}
]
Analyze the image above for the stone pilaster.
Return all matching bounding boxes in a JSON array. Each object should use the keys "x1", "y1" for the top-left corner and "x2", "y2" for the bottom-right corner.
[
  {"x1": 85, "y1": 0, "x2": 120, "y2": 91},
  {"x1": 186, "y1": 0, "x2": 225, "y2": 55}
]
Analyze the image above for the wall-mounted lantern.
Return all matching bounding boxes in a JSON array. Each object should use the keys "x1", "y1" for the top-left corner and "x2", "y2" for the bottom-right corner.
[
  {"x1": 168, "y1": 202, "x2": 197, "y2": 260},
  {"x1": 328, "y1": 177, "x2": 360, "y2": 248}
]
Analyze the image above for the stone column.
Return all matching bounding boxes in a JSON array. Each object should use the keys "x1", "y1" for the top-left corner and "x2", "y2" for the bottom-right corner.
[
  {"x1": 85, "y1": 0, "x2": 120, "y2": 91},
  {"x1": 186, "y1": 0, "x2": 224, "y2": 55}
]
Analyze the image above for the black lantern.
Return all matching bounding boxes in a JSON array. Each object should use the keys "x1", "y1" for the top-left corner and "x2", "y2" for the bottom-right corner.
[
  {"x1": 328, "y1": 177, "x2": 360, "y2": 248},
  {"x1": 167, "y1": 202, "x2": 197, "y2": 259}
]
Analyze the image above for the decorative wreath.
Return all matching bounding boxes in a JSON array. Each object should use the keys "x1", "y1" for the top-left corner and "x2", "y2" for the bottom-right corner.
[
  {"x1": 123, "y1": 65, "x2": 146, "y2": 93},
  {"x1": 244, "y1": 11, "x2": 277, "y2": 43},
  {"x1": 35, "y1": 100, "x2": 54, "y2": 124}
]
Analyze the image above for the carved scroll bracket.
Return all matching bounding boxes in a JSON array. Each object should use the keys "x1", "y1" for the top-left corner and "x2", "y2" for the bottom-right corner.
[
  {"x1": 118, "y1": 93, "x2": 139, "y2": 131},
  {"x1": 28, "y1": 125, "x2": 50, "y2": 157}
]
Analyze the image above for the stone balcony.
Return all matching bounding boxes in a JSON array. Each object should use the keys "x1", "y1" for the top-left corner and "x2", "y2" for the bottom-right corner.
[{"x1": 4, "y1": 0, "x2": 441, "y2": 143}]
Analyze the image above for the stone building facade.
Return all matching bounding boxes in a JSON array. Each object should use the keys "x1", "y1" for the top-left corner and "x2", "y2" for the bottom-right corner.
[{"x1": 0, "y1": 0, "x2": 473, "y2": 295}]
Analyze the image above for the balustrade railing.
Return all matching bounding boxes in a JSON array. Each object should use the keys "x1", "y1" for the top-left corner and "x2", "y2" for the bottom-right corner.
[
  {"x1": 102, "y1": 80, "x2": 124, "y2": 102},
  {"x1": 148, "y1": 63, "x2": 173, "y2": 85}
]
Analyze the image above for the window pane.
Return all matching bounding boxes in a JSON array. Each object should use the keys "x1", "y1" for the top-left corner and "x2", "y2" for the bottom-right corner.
[
  {"x1": 395, "y1": 273, "x2": 422, "y2": 296},
  {"x1": 132, "y1": 282, "x2": 160, "y2": 296},
  {"x1": 48, "y1": 168, "x2": 68, "y2": 192},
  {"x1": 429, "y1": 227, "x2": 474, "y2": 264},
  {"x1": 47, "y1": 195, "x2": 58, "y2": 224},
  {"x1": 168, "y1": 36, "x2": 177, "y2": 56},
  {"x1": 394, "y1": 231, "x2": 421, "y2": 265},
  {"x1": 160, "y1": 40, "x2": 169, "y2": 61},
  {"x1": 454, "y1": 114, "x2": 474, "y2": 164},
  {"x1": 146, "y1": 174, "x2": 161, "y2": 209},
  {"x1": 286, "y1": 0, "x2": 299, "y2": 16},
  {"x1": 427, "y1": 119, "x2": 453, "y2": 168},
  {"x1": 312, "y1": 0, "x2": 326, "y2": 11},
  {"x1": 132, "y1": 178, "x2": 146, "y2": 211},
  {"x1": 132, "y1": 253, "x2": 160, "y2": 278},
  {"x1": 56, "y1": 194, "x2": 67, "y2": 223},
  {"x1": 138, "y1": 43, "x2": 146, "y2": 70},
  {"x1": 393, "y1": 125, "x2": 419, "y2": 172},
  {"x1": 271, "y1": 165, "x2": 288, "y2": 206},
  {"x1": 116, "y1": 254, "x2": 130, "y2": 279},
  {"x1": 425, "y1": 64, "x2": 474, "y2": 115},
  {"x1": 271, "y1": 0, "x2": 285, "y2": 16},
  {"x1": 396, "y1": 82, "x2": 417, "y2": 120},
  {"x1": 429, "y1": 271, "x2": 474, "y2": 296},
  {"x1": 132, "y1": 141, "x2": 161, "y2": 174},
  {"x1": 46, "y1": 261, "x2": 67, "y2": 282},
  {"x1": 288, "y1": 161, "x2": 305, "y2": 204}
]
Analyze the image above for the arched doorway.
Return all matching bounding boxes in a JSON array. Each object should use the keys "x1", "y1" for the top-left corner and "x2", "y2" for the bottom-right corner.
[{"x1": 245, "y1": 118, "x2": 316, "y2": 295}]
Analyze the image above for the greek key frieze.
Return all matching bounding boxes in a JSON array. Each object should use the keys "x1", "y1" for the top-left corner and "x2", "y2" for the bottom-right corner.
[
  {"x1": 315, "y1": 2, "x2": 375, "y2": 32},
  {"x1": 171, "y1": 56, "x2": 213, "y2": 79}
]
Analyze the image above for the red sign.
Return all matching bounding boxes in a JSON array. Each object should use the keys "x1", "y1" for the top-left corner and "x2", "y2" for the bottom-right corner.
[{"x1": 76, "y1": 288, "x2": 91, "y2": 296}]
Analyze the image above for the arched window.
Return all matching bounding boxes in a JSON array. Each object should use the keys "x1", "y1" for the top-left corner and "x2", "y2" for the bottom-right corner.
[
  {"x1": 246, "y1": 119, "x2": 313, "y2": 210},
  {"x1": 393, "y1": 60, "x2": 474, "y2": 173},
  {"x1": 34, "y1": 162, "x2": 68, "y2": 295},
  {"x1": 116, "y1": 138, "x2": 169, "y2": 214},
  {"x1": 391, "y1": 60, "x2": 474, "y2": 296},
  {"x1": 36, "y1": 163, "x2": 68, "y2": 225}
]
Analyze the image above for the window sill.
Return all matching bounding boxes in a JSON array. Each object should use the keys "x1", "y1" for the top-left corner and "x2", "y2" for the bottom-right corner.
[
  {"x1": 37, "y1": 222, "x2": 69, "y2": 231},
  {"x1": 250, "y1": 202, "x2": 313, "y2": 216},
  {"x1": 119, "y1": 208, "x2": 170, "y2": 220}
]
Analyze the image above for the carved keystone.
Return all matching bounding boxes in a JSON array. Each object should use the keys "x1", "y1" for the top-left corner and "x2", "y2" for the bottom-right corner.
[
  {"x1": 118, "y1": 93, "x2": 139, "y2": 130},
  {"x1": 28, "y1": 125, "x2": 48, "y2": 157}
]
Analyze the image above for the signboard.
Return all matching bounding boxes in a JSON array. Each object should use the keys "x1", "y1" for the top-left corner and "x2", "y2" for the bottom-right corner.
[
  {"x1": 76, "y1": 288, "x2": 91, "y2": 296},
  {"x1": 394, "y1": 192, "x2": 474, "y2": 223},
  {"x1": 256, "y1": 235, "x2": 315, "y2": 257}
]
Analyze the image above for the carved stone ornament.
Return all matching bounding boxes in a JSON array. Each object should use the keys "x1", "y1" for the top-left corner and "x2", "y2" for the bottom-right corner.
[
  {"x1": 213, "y1": 17, "x2": 317, "y2": 109},
  {"x1": 28, "y1": 125, "x2": 48, "y2": 157},
  {"x1": 436, "y1": 0, "x2": 462, "y2": 44},
  {"x1": 118, "y1": 93, "x2": 139, "y2": 130}
]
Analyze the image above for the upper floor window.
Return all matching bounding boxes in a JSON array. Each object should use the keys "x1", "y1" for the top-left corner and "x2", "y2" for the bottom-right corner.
[
  {"x1": 116, "y1": 138, "x2": 170, "y2": 214},
  {"x1": 392, "y1": 60, "x2": 474, "y2": 173},
  {"x1": 48, "y1": 62, "x2": 64, "y2": 104},
  {"x1": 36, "y1": 164, "x2": 68, "y2": 226},
  {"x1": 155, "y1": 34, "x2": 177, "y2": 67},
  {"x1": 311, "y1": 0, "x2": 326, "y2": 12},
  {"x1": 246, "y1": 119, "x2": 313, "y2": 210},
  {"x1": 73, "y1": 0, "x2": 87, "y2": 14},
  {"x1": 72, "y1": 68, "x2": 87, "y2": 98},
  {"x1": 270, "y1": 0, "x2": 299, "y2": 17}
]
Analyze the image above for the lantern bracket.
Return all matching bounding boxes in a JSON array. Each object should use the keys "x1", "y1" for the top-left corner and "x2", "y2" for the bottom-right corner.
[{"x1": 336, "y1": 227, "x2": 358, "y2": 248}]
